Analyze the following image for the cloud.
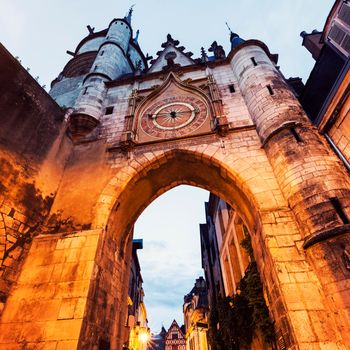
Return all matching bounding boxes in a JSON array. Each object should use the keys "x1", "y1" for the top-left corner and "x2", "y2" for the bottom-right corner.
[
  {"x1": 0, "y1": 1, "x2": 26, "y2": 46},
  {"x1": 144, "y1": 240, "x2": 168, "y2": 249}
]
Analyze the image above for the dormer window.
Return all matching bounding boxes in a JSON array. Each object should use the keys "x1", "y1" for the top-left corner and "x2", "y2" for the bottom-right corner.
[{"x1": 328, "y1": 2, "x2": 350, "y2": 56}]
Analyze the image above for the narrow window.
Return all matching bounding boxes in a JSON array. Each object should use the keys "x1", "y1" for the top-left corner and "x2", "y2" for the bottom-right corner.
[
  {"x1": 94, "y1": 65, "x2": 98, "y2": 71},
  {"x1": 105, "y1": 106, "x2": 114, "y2": 115},
  {"x1": 8, "y1": 208, "x2": 15, "y2": 217},
  {"x1": 100, "y1": 50, "x2": 104, "y2": 56},
  {"x1": 229, "y1": 84, "x2": 235, "y2": 93},
  {"x1": 290, "y1": 128, "x2": 303, "y2": 143},
  {"x1": 267, "y1": 84, "x2": 274, "y2": 95},
  {"x1": 83, "y1": 87, "x2": 88, "y2": 95},
  {"x1": 251, "y1": 57, "x2": 258, "y2": 66},
  {"x1": 330, "y1": 197, "x2": 349, "y2": 224}
]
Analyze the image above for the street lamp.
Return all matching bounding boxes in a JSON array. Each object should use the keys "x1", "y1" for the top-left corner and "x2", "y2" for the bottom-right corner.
[{"x1": 139, "y1": 331, "x2": 150, "y2": 343}]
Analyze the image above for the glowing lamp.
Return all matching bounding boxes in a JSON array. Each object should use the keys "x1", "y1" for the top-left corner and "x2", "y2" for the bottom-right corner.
[{"x1": 139, "y1": 331, "x2": 150, "y2": 343}]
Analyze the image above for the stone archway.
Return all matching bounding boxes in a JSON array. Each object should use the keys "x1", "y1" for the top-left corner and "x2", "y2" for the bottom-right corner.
[
  {"x1": 0, "y1": 143, "x2": 347, "y2": 349},
  {"x1": 75, "y1": 147, "x2": 343, "y2": 349}
]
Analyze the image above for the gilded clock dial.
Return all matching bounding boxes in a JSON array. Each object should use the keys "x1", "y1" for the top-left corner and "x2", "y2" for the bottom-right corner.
[{"x1": 140, "y1": 96, "x2": 208, "y2": 138}]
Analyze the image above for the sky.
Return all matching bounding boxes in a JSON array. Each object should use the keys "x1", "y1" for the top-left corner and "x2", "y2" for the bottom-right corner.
[{"x1": 1, "y1": 0, "x2": 335, "y2": 333}]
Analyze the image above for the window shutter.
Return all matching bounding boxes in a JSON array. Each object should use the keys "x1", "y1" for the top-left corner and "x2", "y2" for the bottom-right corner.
[
  {"x1": 338, "y1": 3, "x2": 350, "y2": 26},
  {"x1": 342, "y1": 34, "x2": 350, "y2": 52},
  {"x1": 329, "y1": 22, "x2": 346, "y2": 45}
]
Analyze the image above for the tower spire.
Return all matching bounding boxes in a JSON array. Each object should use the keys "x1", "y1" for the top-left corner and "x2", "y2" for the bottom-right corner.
[
  {"x1": 226, "y1": 22, "x2": 245, "y2": 49},
  {"x1": 125, "y1": 4, "x2": 135, "y2": 24}
]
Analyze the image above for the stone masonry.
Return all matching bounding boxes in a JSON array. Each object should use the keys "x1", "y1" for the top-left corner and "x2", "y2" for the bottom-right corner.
[{"x1": 1, "y1": 9, "x2": 350, "y2": 350}]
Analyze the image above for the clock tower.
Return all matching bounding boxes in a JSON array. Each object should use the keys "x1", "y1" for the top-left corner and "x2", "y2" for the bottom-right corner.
[{"x1": 1, "y1": 5, "x2": 350, "y2": 350}]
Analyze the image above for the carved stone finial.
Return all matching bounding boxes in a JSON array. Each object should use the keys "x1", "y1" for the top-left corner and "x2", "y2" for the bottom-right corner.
[
  {"x1": 162, "y1": 52, "x2": 180, "y2": 72},
  {"x1": 200, "y1": 47, "x2": 208, "y2": 63},
  {"x1": 208, "y1": 41, "x2": 226, "y2": 59},
  {"x1": 134, "y1": 29, "x2": 140, "y2": 43},
  {"x1": 87, "y1": 25, "x2": 95, "y2": 34},
  {"x1": 125, "y1": 4, "x2": 135, "y2": 24},
  {"x1": 146, "y1": 53, "x2": 153, "y2": 61},
  {"x1": 161, "y1": 34, "x2": 180, "y2": 48},
  {"x1": 165, "y1": 52, "x2": 177, "y2": 66},
  {"x1": 135, "y1": 60, "x2": 142, "y2": 71}
]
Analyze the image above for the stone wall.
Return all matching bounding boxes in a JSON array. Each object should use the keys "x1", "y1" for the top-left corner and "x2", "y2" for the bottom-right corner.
[
  {"x1": 0, "y1": 230, "x2": 101, "y2": 349},
  {"x1": 2, "y1": 35, "x2": 350, "y2": 349},
  {"x1": 0, "y1": 43, "x2": 70, "y2": 314}
]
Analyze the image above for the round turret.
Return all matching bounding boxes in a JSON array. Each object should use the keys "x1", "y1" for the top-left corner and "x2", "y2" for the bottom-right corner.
[
  {"x1": 68, "y1": 15, "x2": 145, "y2": 139},
  {"x1": 107, "y1": 19, "x2": 132, "y2": 54},
  {"x1": 230, "y1": 32, "x2": 245, "y2": 49},
  {"x1": 230, "y1": 41, "x2": 350, "y2": 242}
]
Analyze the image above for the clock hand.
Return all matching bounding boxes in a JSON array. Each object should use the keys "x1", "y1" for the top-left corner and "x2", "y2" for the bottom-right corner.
[{"x1": 148, "y1": 109, "x2": 199, "y2": 118}]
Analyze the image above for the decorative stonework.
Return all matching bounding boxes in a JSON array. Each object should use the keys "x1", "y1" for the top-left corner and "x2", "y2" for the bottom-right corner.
[{"x1": 2, "y1": 10, "x2": 350, "y2": 350}]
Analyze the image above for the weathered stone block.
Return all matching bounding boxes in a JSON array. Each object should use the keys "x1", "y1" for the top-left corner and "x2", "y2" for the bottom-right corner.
[{"x1": 58, "y1": 298, "x2": 78, "y2": 320}]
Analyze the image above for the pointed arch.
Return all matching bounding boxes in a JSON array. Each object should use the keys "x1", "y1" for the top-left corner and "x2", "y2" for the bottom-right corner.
[{"x1": 93, "y1": 146, "x2": 287, "y2": 244}]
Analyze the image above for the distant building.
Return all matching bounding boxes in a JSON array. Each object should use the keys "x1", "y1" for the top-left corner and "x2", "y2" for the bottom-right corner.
[
  {"x1": 126, "y1": 239, "x2": 150, "y2": 350},
  {"x1": 183, "y1": 277, "x2": 209, "y2": 350},
  {"x1": 301, "y1": 0, "x2": 350, "y2": 167},
  {"x1": 201, "y1": 194, "x2": 250, "y2": 298},
  {"x1": 164, "y1": 320, "x2": 186, "y2": 350},
  {"x1": 147, "y1": 327, "x2": 166, "y2": 350},
  {"x1": 200, "y1": 195, "x2": 273, "y2": 349},
  {"x1": 199, "y1": 195, "x2": 225, "y2": 307}
]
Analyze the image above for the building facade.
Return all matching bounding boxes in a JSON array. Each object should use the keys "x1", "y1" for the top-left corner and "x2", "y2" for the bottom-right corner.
[
  {"x1": 301, "y1": 0, "x2": 350, "y2": 167},
  {"x1": 147, "y1": 327, "x2": 166, "y2": 350},
  {"x1": 126, "y1": 239, "x2": 150, "y2": 350},
  {"x1": 201, "y1": 195, "x2": 274, "y2": 349},
  {"x1": 199, "y1": 196, "x2": 225, "y2": 307},
  {"x1": 202, "y1": 195, "x2": 250, "y2": 297},
  {"x1": 183, "y1": 277, "x2": 209, "y2": 350},
  {"x1": 1, "y1": 2, "x2": 350, "y2": 349},
  {"x1": 164, "y1": 320, "x2": 186, "y2": 350}
]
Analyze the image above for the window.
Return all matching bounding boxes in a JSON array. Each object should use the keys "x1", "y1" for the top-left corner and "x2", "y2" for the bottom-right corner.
[
  {"x1": 329, "y1": 23, "x2": 346, "y2": 45},
  {"x1": 251, "y1": 57, "x2": 258, "y2": 66},
  {"x1": 229, "y1": 84, "x2": 235, "y2": 93},
  {"x1": 100, "y1": 50, "x2": 104, "y2": 56},
  {"x1": 105, "y1": 106, "x2": 114, "y2": 115},
  {"x1": 330, "y1": 197, "x2": 349, "y2": 224},
  {"x1": 172, "y1": 334, "x2": 178, "y2": 340},
  {"x1": 339, "y1": 3, "x2": 350, "y2": 26},
  {"x1": 290, "y1": 127, "x2": 303, "y2": 143},
  {"x1": 83, "y1": 87, "x2": 88, "y2": 95},
  {"x1": 267, "y1": 84, "x2": 274, "y2": 95},
  {"x1": 328, "y1": 3, "x2": 350, "y2": 56}
]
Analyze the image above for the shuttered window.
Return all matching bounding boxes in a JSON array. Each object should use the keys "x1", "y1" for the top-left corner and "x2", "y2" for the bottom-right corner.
[
  {"x1": 328, "y1": 3, "x2": 350, "y2": 56},
  {"x1": 328, "y1": 23, "x2": 350, "y2": 55},
  {"x1": 329, "y1": 23, "x2": 346, "y2": 45},
  {"x1": 342, "y1": 35, "x2": 350, "y2": 52},
  {"x1": 339, "y1": 3, "x2": 350, "y2": 26}
]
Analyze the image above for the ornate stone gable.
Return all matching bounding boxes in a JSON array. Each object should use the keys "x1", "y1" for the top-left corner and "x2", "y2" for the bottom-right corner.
[{"x1": 148, "y1": 34, "x2": 196, "y2": 73}]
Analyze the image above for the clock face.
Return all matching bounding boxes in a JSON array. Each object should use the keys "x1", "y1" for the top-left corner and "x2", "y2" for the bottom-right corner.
[{"x1": 140, "y1": 96, "x2": 208, "y2": 139}]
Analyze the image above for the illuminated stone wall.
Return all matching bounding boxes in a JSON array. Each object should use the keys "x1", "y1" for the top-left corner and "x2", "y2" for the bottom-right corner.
[{"x1": 1, "y1": 22, "x2": 350, "y2": 350}]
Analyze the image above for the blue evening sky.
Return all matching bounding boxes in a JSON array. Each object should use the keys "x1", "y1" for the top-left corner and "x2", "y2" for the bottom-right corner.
[{"x1": 1, "y1": 0, "x2": 334, "y2": 333}]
